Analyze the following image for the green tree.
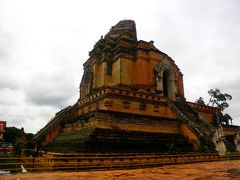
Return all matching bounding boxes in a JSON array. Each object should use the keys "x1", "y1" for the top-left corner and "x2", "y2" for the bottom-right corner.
[
  {"x1": 195, "y1": 97, "x2": 205, "y2": 105},
  {"x1": 25, "y1": 133, "x2": 34, "y2": 149},
  {"x1": 3, "y1": 127, "x2": 20, "y2": 143},
  {"x1": 207, "y1": 88, "x2": 232, "y2": 111},
  {"x1": 3, "y1": 127, "x2": 27, "y2": 156}
]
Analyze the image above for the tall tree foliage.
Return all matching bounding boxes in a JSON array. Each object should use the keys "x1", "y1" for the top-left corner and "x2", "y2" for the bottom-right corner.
[
  {"x1": 195, "y1": 97, "x2": 205, "y2": 105},
  {"x1": 207, "y1": 88, "x2": 232, "y2": 111},
  {"x1": 3, "y1": 127, "x2": 33, "y2": 156},
  {"x1": 195, "y1": 88, "x2": 232, "y2": 111},
  {"x1": 196, "y1": 88, "x2": 233, "y2": 125}
]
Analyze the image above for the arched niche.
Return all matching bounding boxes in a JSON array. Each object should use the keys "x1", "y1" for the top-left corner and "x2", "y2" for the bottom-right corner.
[
  {"x1": 162, "y1": 70, "x2": 175, "y2": 99},
  {"x1": 80, "y1": 66, "x2": 93, "y2": 99},
  {"x1": 155, "y1": 58, "x2": 177, "y2": 100}
]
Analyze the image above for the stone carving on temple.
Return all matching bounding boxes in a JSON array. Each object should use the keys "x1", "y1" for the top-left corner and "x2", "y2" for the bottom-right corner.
[
  {"x1": 234, "y1": 129, "x2": 240, "y2": 152},
  {"x1": 214, "y1": 112, "x2": 233, "y2": 126},
  {"x1": 122, "y1": 101, "x2": 130, "y2": 109},
  {"x1": 212, "y1": 125, "x2": 226, "y2": 155},
  {"x1": 104, "y1": 98, "x2": 113, "y2": 107}
]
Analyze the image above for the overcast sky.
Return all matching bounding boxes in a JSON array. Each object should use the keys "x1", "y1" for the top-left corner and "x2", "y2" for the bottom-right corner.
[{"x1": 1, "y1": 0, "x2": 240, "y2": 133}]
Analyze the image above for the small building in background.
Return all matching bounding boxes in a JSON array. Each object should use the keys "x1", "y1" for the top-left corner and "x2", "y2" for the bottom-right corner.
[{"x1": 0, "y1": 121, "x2": 6, "y2": 141}]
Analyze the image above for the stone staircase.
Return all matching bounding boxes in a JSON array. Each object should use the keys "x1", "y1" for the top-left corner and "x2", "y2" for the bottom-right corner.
[
  {"x1": 168, "y1": 100, "x2": 216, "y2": 151},
  {"x1": 32, "y1": 106, "x2": 72, "y2": 144}
]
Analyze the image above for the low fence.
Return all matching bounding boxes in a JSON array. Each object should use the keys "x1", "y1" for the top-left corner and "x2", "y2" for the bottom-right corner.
[{"x1": 1, "y1": 152, "x2": 240, "y2": 173}]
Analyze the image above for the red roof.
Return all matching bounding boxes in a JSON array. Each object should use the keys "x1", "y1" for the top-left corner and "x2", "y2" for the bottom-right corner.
[
  {"x1": 0, "y1": 121, "x2": 6, "y2": 133},
  {"x1": 0, "y1": 121, "x2": 6, "y2": 128}
]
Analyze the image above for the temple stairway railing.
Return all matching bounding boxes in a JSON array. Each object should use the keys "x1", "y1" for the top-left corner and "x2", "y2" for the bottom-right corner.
[
  {"x1": 168, "y1": 100, "x2": 216, "y2": 151},
  {"x1": 32, "y1": 106, "x2": 72, "y2": 144}
]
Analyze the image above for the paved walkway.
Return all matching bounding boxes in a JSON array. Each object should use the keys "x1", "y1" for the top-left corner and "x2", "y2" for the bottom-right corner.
[{"x1": 1, "y1": 160, "x2": 240, "y2": 180}]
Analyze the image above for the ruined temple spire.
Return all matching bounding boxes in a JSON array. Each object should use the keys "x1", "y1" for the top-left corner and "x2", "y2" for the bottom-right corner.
[
  {"x1": 88, "y1": 20, "x2": 138, "y2": 61},
  {"x1": 105, "y1": 19, "x2": 137, "y2": 40}
]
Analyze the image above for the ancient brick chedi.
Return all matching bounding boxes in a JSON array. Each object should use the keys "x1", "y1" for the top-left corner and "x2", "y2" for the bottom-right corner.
[{"x1": 33, "y1": 20, "x2": 240, "y2": 154}]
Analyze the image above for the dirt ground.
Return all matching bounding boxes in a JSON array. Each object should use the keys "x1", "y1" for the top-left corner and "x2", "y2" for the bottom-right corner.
[{"x1": 1, "y1": 160, "x2": 240, "y2": 180}]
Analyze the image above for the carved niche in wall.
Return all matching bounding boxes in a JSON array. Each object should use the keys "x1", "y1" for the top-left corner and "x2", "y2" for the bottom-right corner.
[
  {"x1": 122, "y1": 101, "x2": 131, "y2": 109},
  {"x1": 139, "y1": 102, "x2": 147, "y2": 111},
  {"x1": 104, "y1": 98, "x2": 113, "y2": 107},
  {"x1": 154, "y1": 57, "x2": 177, "y2": 99},
  {"x1": 80, "y1": 65, "x2": 94, "y2": 98}
]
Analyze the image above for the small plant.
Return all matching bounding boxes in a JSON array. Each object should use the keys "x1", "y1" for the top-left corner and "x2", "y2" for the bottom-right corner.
[{"x1": 88, "y1": 36, "x2": 106, "y2": 56}]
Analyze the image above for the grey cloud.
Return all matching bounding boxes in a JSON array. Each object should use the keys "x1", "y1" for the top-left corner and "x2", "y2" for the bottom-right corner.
[
  {"x1": 0, "y1": 76, "x2": 21, "y2": 90},
  {"x1": 0, "y1": 103, "x2": 57, "y2": 131},
  {"x1": 25, "y1": 72, "x2": 78, "y2": 107},
  {"x1": 0, "y1": 96, "x2": 15, "y2": 106},
  {"x1": 0, "y1": 30, "x2": 12, "y2": 62},
  {"x1": 0, "y1": 105, "x2": 28, "y2": 127},
  {"x1": 0, "y1": 46, "x2": 9, "y2": 60},
  {"x1": 0, "y1": 31, "x2": 19, "y2": 91},
  {"x1": 212, "y1": 77, "x2": 240, "y2": 102}
]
